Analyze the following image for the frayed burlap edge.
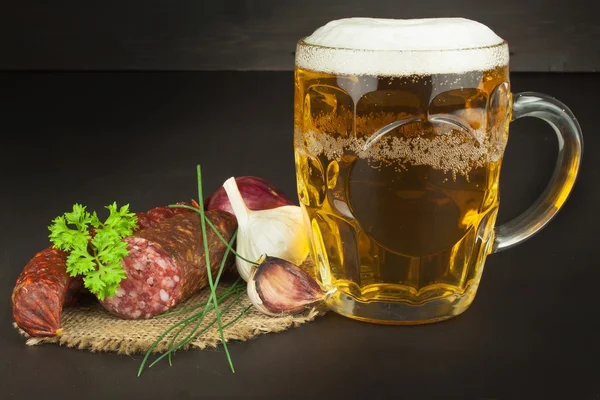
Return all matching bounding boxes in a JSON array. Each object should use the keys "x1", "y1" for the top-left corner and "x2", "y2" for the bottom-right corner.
[{"x1": 13, "y1": 282, "x2": 326, "y2": 355}]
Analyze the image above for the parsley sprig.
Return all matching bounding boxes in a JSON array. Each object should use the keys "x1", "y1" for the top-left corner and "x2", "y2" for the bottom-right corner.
[{"x1": 48, "y1": 202, "x2": 138, "y2": 300}]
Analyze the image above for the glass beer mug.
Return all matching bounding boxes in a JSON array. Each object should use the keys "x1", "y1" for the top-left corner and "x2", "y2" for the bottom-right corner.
[{"x1": 293, "y1": 18, "x2": 583, "y2": 324}]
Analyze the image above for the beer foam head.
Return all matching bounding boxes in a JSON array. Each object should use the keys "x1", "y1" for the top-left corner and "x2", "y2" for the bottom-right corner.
[{"x1": 296, "y1": 18, "x2": 509, "y2": 76}]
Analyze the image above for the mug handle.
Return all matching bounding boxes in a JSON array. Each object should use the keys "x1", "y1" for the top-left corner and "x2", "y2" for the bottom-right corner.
[{"x1": 492, "y1": 92, "x2": 584, "y2": 253}]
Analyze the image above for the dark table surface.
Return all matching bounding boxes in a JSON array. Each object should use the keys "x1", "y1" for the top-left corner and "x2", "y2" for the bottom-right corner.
[{"x1": 1, "y1": 71, "x2": 598, "y2": 399}]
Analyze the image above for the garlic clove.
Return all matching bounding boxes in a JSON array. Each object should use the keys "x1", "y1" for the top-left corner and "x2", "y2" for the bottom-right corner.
[
  {"x1": 245, "y1": 205, "x2": 309, "y2": 266},
  {"x1": 222, "y1": 177, "x2": 310, "y2": 281},
  {"x1": 247, "y1": 255, "x2": 327, "y2": 316}
]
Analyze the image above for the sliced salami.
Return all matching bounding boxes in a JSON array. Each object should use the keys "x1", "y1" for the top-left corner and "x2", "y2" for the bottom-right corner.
[{"x1": 100, "y1": 210, "x2": 237, "y2": 319}]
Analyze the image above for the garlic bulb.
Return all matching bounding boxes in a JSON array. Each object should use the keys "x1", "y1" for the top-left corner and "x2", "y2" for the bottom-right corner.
[
  {"x1": 222, "y1": 177, "x2": 309, "y2": 281},
  {"x1": 247, "y1": 255, "x2": 326, "y2": 316}
]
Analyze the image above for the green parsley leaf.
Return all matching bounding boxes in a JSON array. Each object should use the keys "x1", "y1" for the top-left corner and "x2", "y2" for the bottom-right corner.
[
  {"x1": 63, "y1": 203, "x2": 94, "y2": 232},
  {"x1": 66, "y1": 247, "x2": 96, "y2": 275},
  {"x1": 48, "y1": 215, "x2": 90, "y2": 251},
  {"x1": 104, "y1": 202, "x2": 138, "y2": 237},
  {"x1": 83, "y1": 269, "x2": 107, "y2": 298},
  {"x1": 99, "y1": 240, "x2": 129, "y2": 266},
  {"x1": 48, "y1": 202, "x2": 137, "y2": 301},
  {"x1": 91, "y1": 229, "x2": 118, "y2": 255},
  {"x1": 98, "y1": 263, "x2": 127, "y2": 300},
  {"x1": 90, "y1": 211, "x2": 102, "y2": 229}
]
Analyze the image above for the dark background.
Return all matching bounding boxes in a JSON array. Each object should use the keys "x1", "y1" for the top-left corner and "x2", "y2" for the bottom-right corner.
[
  {"x1": 1, "y1": 0, "x2": 599, "y2": 72},
  {"x1": 1, "y1": 1, "x2": 599, "y2": 399}
]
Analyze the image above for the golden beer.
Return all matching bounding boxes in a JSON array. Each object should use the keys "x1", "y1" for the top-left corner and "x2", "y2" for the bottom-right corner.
[{"x1": 294, "y1": 18, "x2": 513, "y2": 323}]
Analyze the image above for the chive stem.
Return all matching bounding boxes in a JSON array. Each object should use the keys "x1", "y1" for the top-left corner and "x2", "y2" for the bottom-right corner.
[
  {"x1": 169, "y1": 204, "x2": 259, "y2": 266},
  {"x1": 137, "y1": 164, "x2": 250, "y2": 377},
  {"x1": 154, "y1": 277, "x2": 242, "y2": 319},
  {"x1": 137, "y1": 261, "x2": 244, "y2": 374},
  {"x1": 195, "y1": 165, "x2": 235, "y2": 373},
  {"x1": 166, "y1": 232, "x2": 238, "y2": 366},
  {"x1": 148, "y1": 288, "x2": 247, "y2": 369}
]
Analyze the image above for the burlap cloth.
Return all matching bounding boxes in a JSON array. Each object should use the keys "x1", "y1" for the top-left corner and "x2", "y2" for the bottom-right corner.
[{"x1": 14, "y1": 262, "x2": 325, "y2": 355}]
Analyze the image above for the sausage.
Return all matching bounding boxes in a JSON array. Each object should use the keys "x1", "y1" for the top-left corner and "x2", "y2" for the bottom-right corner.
[
  {"x1": 100, "y1": 210, "x2": 237, "y2": 319},
  {"x1": 11, "y1": 201, "x2": 200, "y2": 337},
  {"x1": 136, "y1": 200, "x2": 200, "y2": 230},
  {"x1": 10, "y1": 248, "x2": 88, "y2": 337}
]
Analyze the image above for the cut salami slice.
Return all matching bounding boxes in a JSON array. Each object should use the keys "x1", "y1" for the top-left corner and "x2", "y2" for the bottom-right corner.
[{"x1": 100, "y1": 210, "x2": 237, "y2": 319}]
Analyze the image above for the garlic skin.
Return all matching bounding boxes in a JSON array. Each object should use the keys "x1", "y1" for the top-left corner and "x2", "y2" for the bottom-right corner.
[
  {"x1": 247, "y1": 255, "x2": 326, "y2": 316},
  {"x1": 222, "y1": 177, "x2": 309, "y2": 281},
  {"x1": 206, "y1": 176, "x2": 294, "y2": 215}
]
